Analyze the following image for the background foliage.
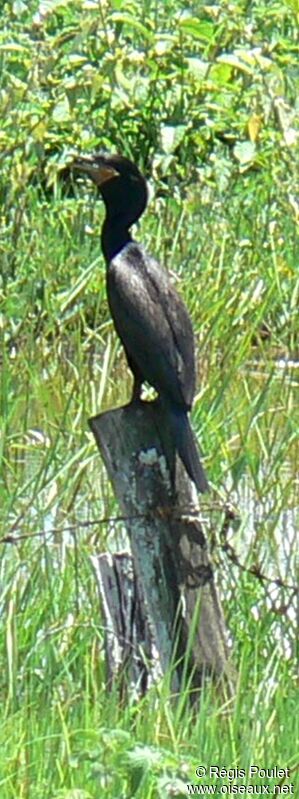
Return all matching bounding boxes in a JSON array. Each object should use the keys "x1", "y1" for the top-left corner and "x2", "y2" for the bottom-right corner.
[{"x1": 0, "y1": 1, "x2": 298, "y2": 797}]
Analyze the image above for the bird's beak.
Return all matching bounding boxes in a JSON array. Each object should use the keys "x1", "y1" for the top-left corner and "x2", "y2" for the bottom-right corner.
[{"x1": 72, "y1": 155, "x2": 119, "y2": 186}]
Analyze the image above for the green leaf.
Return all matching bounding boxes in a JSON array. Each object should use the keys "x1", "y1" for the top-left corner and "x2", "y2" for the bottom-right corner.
[
  {"x1": 12, "y1": 1, "x2": 27, "y2": 14},
  {"x1": 67, "y1": 54, "x2": 88, "y2": 65},
  {"x1": 8, "y1": 74, "x2": 28, "y2": 91},
  {"x1": 233, "y1": 140, "x2": 256, "y2": 165},
  {"x1": 186, "y1": 57, "x2": 210, "y2": 80},
  {"x1": 154, "y1": 36, "x2": 176, "y2": 56},
  {"x1": 160, "y1": 124, "x2": 187, "y2": 154},
  {"x1": 217, "y1": 53, "x2": 253, "y2": 75},
  {"x1": 179, "y1": 18, "x2": 216, "y2": 42},
  {"x1": 284, "y1": 0, "x2": 299, "y2": 11},
  {"x1": 235, "y1": 47, "x2": 275, "y2": 71},
  {"x1": 0, "y1": 43, "x2": 29, "y2": 52},
  {"x1": 60, "y1": 791, "x2": 93, "y2": 799},
  {"x1": 126, "y1": 744, "x2": 163, "y2": 769},
  {"x1": 209, "y1": 62, "x2": 233, "y2": 85},
  {"x1": 109, "y1": 12, "x2": 153, "y2": 39},
  {"x1": 52, "y1": 95, "x2": 71, "y2": 122}
]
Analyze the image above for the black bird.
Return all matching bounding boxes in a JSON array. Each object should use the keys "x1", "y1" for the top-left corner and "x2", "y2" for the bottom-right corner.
[{"x1": 73, "y1": 152, "x2": 208, "y2": 493}]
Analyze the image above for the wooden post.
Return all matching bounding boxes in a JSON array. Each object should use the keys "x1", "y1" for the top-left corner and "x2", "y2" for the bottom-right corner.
[{"x1": 89, "y1": 400, "x2": 232, "y2": 693}]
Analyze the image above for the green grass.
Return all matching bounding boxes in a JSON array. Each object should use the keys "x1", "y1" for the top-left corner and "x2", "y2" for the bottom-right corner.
[
  {"x1": 1, "y1": 0, "x2": 299, "y2": 795},
  {"x1": 1, "y1": 181, "x2": 298, "y2": 797}
]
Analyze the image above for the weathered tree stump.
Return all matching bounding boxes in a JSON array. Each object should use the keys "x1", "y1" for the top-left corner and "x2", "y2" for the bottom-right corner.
[
  {"x1": 89, "y1": 400, "x2": 232, "y2": 694},
  {"x1": 90, "y1": 551, "x2": 161, "y2": 698}
]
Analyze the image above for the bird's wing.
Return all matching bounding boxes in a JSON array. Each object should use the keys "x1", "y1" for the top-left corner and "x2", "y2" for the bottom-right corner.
[{"x1": 107, "y1": 242, "x2": 196, "y2": 408}]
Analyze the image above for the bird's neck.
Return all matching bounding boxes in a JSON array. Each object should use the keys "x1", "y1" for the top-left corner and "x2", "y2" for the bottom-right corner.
[{"x1": 101, "y1": 217, "x2": 132, "y2": 262}]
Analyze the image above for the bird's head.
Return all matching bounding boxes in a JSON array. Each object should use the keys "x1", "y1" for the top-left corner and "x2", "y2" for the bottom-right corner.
[{"x1": 72, "y1": 152, "x2": 148, "y2": 227}]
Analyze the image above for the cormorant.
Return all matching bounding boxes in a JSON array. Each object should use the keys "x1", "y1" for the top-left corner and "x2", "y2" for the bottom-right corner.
[{"x1": 73, "y1": 152, "x2": 208, "y2": 493}]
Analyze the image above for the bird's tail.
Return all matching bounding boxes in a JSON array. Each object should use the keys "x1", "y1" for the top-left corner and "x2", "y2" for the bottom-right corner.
[{"x1": 169, "y1": 407, "x2": 209, "y2": 494}]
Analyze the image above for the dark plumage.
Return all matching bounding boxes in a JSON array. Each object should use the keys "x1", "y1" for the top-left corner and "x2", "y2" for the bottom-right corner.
[{"x1": 73, "y1": 152, "x2": 208, "y2": 492}]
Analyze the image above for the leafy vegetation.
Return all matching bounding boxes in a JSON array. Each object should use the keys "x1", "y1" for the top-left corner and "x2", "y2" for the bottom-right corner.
[{"x1": 0, "y1": 0, "x2": 298, "y2": 796}]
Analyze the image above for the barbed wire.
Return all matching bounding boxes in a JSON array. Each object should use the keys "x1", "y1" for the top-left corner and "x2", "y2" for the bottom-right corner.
[
  {"x1": 0, "y1": 504, "x2": 297, "y2": 596},
  {"x1": 0, "y1": 512, "x2": 145, "y2": 545}
]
